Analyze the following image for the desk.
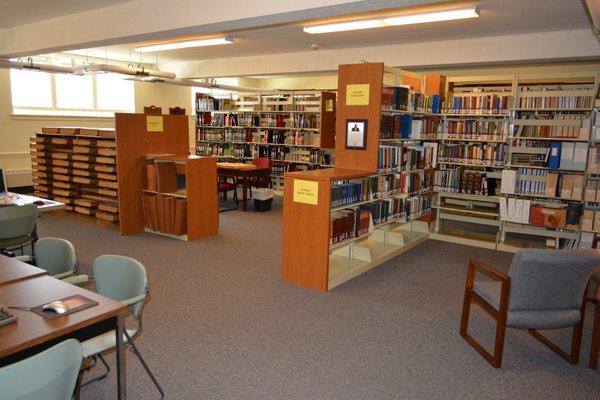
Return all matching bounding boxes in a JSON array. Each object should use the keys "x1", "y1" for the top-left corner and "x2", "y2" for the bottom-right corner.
[
  {"x1": 0, "y1": 254, "x2": 47, "y2": 286},
  {"x1": 2, "y1": 192, "x2": 65, "y2": 212},
  {"x1": 0, "y1": 275, "x2": 128, "y2": 399},
  {"x1": 217, "y1": 163, "x2": 270, "y2": 211}
]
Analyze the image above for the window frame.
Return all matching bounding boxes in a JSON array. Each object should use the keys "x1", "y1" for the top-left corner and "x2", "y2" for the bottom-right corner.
[{"x1": 10, "y1": 71, "x2": 135, "y2": 118}]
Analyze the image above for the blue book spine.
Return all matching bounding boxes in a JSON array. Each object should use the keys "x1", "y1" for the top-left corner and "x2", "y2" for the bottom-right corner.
[
  {"x1": 400, "y1": 115, "x2": 412, "y2": 139},
  {"x1": 431, "y1": 95, "x2": 440, "y2": 113},
  {"x1": 548, "y1": 142, "x2": 561, "y2": 170}
]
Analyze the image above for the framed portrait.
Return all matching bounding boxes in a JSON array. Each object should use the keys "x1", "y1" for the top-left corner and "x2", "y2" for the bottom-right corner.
[{"x1": 345, "y1": 119, "x2": 368, "y2": 150}]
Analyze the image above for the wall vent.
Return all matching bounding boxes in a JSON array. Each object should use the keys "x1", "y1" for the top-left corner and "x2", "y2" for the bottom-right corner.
[{"x1": 4, "y1": 168, "x2": 33, "y2": 188}]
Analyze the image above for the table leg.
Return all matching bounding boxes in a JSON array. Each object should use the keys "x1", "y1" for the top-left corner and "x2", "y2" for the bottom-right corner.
[
  {"x1": 242, "y1": 176, "x2": 249, "y2": 211},
  {"x1": 116, "y1": 315, "x2": 127, "y2": 399}
]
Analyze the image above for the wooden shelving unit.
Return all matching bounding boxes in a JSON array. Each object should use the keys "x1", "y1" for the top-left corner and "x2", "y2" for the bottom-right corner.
[
  {"x1": 282, "y1": 63, "x2": 442, "y2": 291},
  {"x1": 115, "y1": 112, "x2": 218, "y2": 240},
  {"x1": 30, "y1": 127, "x2": 119, "y2": 222},
  {"x1": 195, "y1": 90, "x2": 336, "y2": 191}
]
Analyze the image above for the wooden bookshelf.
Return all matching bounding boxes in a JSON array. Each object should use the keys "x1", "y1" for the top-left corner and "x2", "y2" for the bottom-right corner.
[
  {"x1": 115, "y1": 112, "x2": 218, "y2": 240},
  {"x1": 282, "y1": 63, "x2": 440, "y2": 291},
  {"x1": 30, "y1": 127, "x2": 118, "y2": 222}
]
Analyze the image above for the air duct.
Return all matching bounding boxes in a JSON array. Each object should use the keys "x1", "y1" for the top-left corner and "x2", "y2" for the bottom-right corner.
[
  {"x1": 0, "y1": 58, "x2": 77, "y2": 74},
  {"x1": 128, "y1": 76, "x2": 261, "y2": 92},
  {"x1": 80, "y1": 63, "x2": 176, "y2": 80}
]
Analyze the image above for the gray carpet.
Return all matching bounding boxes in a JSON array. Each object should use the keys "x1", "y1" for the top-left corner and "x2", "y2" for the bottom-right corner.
[{"x1": 34, "y1": 197, "x2": 600, "y2": 399}]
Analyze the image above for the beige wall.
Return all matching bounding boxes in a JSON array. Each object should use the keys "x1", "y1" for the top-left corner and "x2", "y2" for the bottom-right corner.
[{"x1": 0, "y1": 69, "x2": 192, "y2": 174}]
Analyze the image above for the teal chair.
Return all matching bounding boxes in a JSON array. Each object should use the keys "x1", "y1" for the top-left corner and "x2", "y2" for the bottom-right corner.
[
  {"x1": 0, "y1": 204, "x2": 38, "y2": 254},
  {"x1": 80, "y1": 255, "x2": 164, "y2": 398},
  {"x1": 33, "y1": 237, "x2": 88, "y2": 285},
  {"x1": 0, "y1": 339, "x2": 83, "y2": 400}
]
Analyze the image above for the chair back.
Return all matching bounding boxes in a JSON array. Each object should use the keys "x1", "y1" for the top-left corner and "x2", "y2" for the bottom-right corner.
[
  {"x1": 92, "y1": 255, "x2": 148, "y2": 317},
  {"x1": 252, "y1": 157, "x2": 271, "y2": 169},
  {"x1": 0, "y1": 204, "x2": 38, "y2": 240},
  {"x1": 0, "y1": 339, "x2": 82, "y2": 400},
  {"x1": 507, "y1": 249, "x2": 600, "y2": 311},
  {"x1": 34, "y1": 237, "x2": 76, "y2": 276}
]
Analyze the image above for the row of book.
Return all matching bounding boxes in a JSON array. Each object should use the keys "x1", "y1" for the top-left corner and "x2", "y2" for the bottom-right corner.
[
  {"x1": 584, "y1": 179, "x2": 600, "y2": 202},
  {"x1": 513, "y1": 141, "x2": 588, "y2": 171},
  {"x1": 381, "y1": 86, "x2": 410, "y2": 111},
  {"x1": 331, "y1": 171, "x2": 434, "y2": 208},
  {"x1": 196, "y1": 96, "x2": 231, "y2": 112},
  {"x1": 587, "y1": 146, "x2": 600, "y2": 175},
  {"x1": 380, "y1": 114, "x2": 440, "y2": 140},
  {"x1": 144, "y1": 161, "x2": 184, "y2": 194},
  {"x1": 292, "y1": 114, "x2": 319, "y2": 129},
  {"x1": 440, "y1": 120, "x2": 508, "y2": 140},
  {"x1": 501, "y1": 169, "x2": 584, "y2": 200},
  {"x1": 142, "y1": 194, "x2": 187, "y2": 236},
  {"x1": 437, "y1": 143, "x2": 506, "y2": 166},
  {"x1": 513, "y1": 113, "x2": 590, "y2": 140},
  {"x1": 330, "y1": 208, "x2": 371, "y2": 245},
  {"x1": 211, "y1": 113, "x2": 261, "y2": 127},
  {"x1": 433, "y1": 168, "x2": 495, "y2": 196},
  {"x1": 582, "y1": 208, "x2": 600, "y2": 233},
  {"x1": 517, "y1": 95, "x2": 593, "y2": 110},
  {"x1": 377, "y1": 144, "x2": 437, "y2": 174},
  {"x1": 443, "y1": 93, "x2": 512, "y2": 115},
  {"x1": 412, "y1": 93, "x2": 441, "y2": 114},
  {"x1": 499, "y1": 197, "x2": 582, "y2": 228}
]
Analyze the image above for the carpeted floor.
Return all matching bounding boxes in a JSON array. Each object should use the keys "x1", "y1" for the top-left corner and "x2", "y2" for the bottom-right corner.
[{"x1": 35, "y1": 197, "x2": 600, "y2": 399}]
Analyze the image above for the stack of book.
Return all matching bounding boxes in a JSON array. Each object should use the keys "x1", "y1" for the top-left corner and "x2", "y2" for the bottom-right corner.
[
  {"x1": 360, "y1": 198, "x2": 405, "y2": 225},
  {"x1": 587, "y1": 146, "x2": 600, "y2": 174},
  {"x1": 412, "y1": 93, "x2": 441, "y2": 113},
  {"x1": 582, "y1": 206, "x2": 600, "y2": 232},
  {"x1": 405, "y1": 196, "x2": 433, "y2": 220},
  {"x1": 584, "y1": 179, "x2": 600, "y2": 202},
  {"x1": 378, "y1": 145, "x2": 401, "y2": 174},
  {"x1": 331, "y1": 180, "x2": 364, "y2": 207}
]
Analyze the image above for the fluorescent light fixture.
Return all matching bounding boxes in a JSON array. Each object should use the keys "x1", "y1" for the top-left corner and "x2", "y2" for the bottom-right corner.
[
  {"x1": 134, "y1": 37, "x2": 234, "y2": 52},
  {"x1": 303, "y1": 7, "x2": 479, "y2": 34}
]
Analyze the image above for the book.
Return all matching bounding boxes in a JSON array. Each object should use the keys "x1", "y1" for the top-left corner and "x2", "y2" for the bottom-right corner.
[{"x1": 156, "y1": 162, "x2": 178, "y2": 193}]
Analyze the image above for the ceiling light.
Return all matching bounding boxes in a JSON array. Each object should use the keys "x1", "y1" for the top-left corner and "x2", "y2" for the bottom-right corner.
[
  {"x1": 134, "y1": 37, "x2": 234, "y2": 52},
  {"x1": 303, "y1": 7, "x2": 479, "y2": 34}
]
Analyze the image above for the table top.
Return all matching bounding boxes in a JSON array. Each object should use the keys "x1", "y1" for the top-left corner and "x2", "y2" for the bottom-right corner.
[
  {"x1": 0, "y1": 255, "x2": 47, "y2": 286},
  {"x1": 217, "y1": 162, "x2": 261, "y2": 170},
  {"x1": 2, "y1": 193, "x2": 65, "y2": 212},
  {"x1": 0, "y1": 275, "x2": 127, "y2": 358}
]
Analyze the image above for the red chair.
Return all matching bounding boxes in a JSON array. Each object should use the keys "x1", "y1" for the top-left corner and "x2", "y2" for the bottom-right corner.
[
  {"x1": 248, "y1": 158, "x2": 272, "y2": 198},
  {"x1": 217, "y1": 177, "x2": 238, "y2": 212}
]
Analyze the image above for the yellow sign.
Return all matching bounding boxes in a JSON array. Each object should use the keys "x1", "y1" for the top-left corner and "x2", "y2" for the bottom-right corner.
[
  {"x1": 146, "y1": 116, "x2": 164, "y2": 132},
  {"x1": 346, "y1": 84, "x2": 370, "y2": 106},
  {"x1": 293, "y1": 179, "x2": 319, "y2": 205}
]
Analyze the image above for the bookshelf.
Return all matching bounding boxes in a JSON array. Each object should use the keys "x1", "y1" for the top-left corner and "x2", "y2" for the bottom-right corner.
[
  {"x1": 283, "y1": 63, "x2": 441, "y2": 291},
  {"x1": 431, "y1": 72, "x2": 600, "y2": 252},
  {"x1": 432, "y1": 78, "x2": 513, "y2": 248},
  {"x1": 142, "y1": 155, "x2": 218, "y2": 241},
  {"x1": 116, "y1": 112, "x2": 218, "y2": 240},
  {"x1": 195, "y1": 90, "x2": 336, "y2": 191},
  {"x1": 30, "y1": 127, "x2": 119, "y2": 222}
]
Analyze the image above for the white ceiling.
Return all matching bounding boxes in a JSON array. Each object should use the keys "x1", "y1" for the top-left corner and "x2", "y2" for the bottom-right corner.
[
  {"x1": 57, "y1": 0, "x2": 593, "y2": 64},
  {"x1": 0, "y1": 0, "x2": 134, "y2": 29}
]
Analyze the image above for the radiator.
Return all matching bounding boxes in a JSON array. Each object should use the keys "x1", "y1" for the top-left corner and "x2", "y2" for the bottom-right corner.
[{"x1": 4, "y1": 168, "x2": 33, "y2": 188}]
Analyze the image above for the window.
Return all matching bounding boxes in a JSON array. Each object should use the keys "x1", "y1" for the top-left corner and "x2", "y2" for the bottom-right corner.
[{"x1": 10, "y1": 70, "x2": 135, "y2": 117}]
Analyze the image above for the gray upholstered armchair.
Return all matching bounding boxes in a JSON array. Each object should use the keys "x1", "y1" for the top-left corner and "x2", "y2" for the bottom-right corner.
[{"x1": 460, "y1": 249, "x2": 600, "y2": 368}]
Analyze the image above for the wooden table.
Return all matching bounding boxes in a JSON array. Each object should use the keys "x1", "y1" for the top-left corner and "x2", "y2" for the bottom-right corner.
[
  {"x1": 4, "y1": 192, "x2": 65, "y2": 212},
  {"x1": 0, "y1": 254, "x2": 47, "y2": 286},
  {"x1": 217, "y1": 163, "x2": 270, "y2": 211},
  {"x1": 0, "y1": 275, "x2": 128, "y2": 399}
]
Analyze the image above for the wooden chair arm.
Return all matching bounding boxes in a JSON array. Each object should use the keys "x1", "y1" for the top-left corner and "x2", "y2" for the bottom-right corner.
[{"x1": 468, "y1": 260, "x2": 509, "y2": 281}]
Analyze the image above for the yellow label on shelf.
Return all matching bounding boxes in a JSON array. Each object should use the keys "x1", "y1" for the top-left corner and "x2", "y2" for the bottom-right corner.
[
  {"x1": 346, "y1": 84, "x2": 370, "y2": 106},
  {"x1": 293, "y1": 179, "x2": 319, "y2": 205},
  {"x1": 146, "y1": 116, "x2": 164, "y2": 132}
]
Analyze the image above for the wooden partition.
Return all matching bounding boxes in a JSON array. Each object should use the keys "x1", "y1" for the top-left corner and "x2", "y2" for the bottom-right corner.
[
  {"x1": 334, "y1": 63, "x2": 384, "y2": 172},
  {"x1": 115, "y1": 113, "x2": 189, "y2": 235}
]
